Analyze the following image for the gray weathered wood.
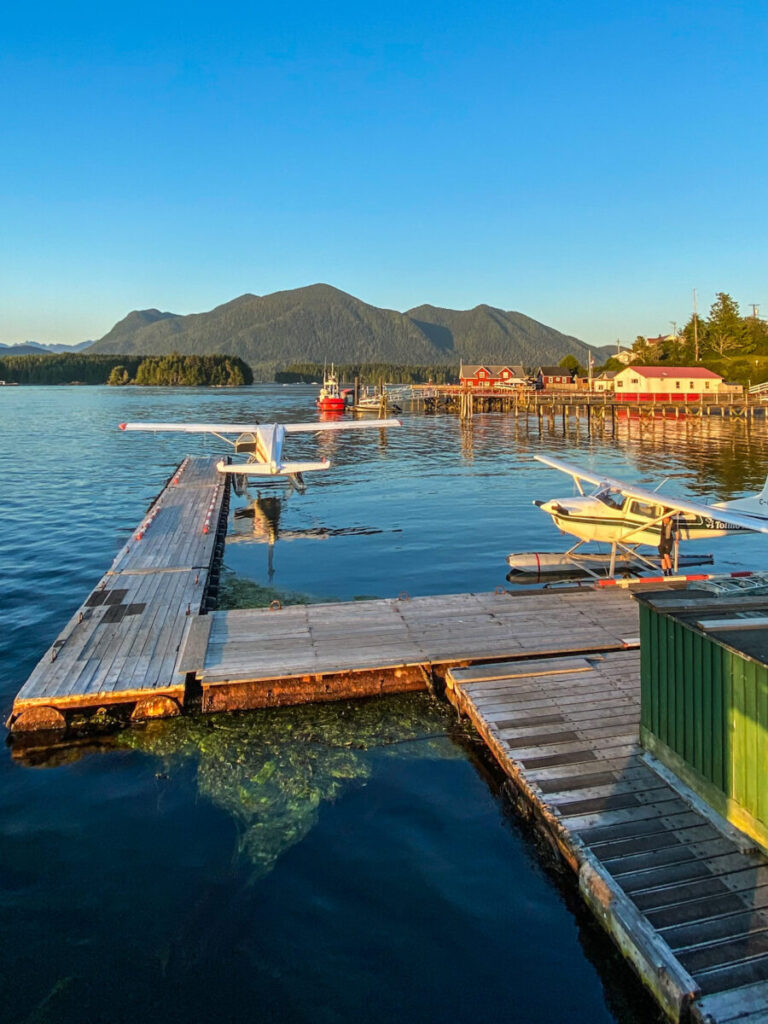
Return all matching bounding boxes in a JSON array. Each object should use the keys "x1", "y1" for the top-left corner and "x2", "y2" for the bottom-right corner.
[{"x1": 447, "y1": 648, "x2": 768, "y2": 1023}]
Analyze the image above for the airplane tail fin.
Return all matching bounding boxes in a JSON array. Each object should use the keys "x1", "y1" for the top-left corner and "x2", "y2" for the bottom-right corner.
[{"x1": 759, "y1": 474, "x2": 768, "y2": 504}]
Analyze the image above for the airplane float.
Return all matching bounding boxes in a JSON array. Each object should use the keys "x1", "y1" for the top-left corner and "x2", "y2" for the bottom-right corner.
[
  {"x1": 118, "y1": 418, "x2": 401, "y2": 486},
  {"x1": 507, "y1": 454, "x2": 768, "y2": 580}
]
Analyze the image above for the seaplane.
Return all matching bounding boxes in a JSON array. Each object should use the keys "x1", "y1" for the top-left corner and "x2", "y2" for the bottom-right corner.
[
  {"x1": 118, "y1": 417, "x2": 401, "y2": 486},
  {"x1": 507, "y1": 453, "x2": 768, "y2": 581}
]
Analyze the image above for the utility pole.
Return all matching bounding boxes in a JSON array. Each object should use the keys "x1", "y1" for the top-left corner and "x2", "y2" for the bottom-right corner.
[
  {"x1": 670, "y1": 321, "x2": 678, "y2": 337},
  {"x1": 693, "y1": 288, "x2": 699, "y2": 362},
  {"x1": 751, "y1": 304, "x2": 760, "y2": 319}
]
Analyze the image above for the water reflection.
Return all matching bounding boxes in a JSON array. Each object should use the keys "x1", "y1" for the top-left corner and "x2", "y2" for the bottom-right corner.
[{"x1": 614, "y1": 417, "x2": 768, "y2": 497}]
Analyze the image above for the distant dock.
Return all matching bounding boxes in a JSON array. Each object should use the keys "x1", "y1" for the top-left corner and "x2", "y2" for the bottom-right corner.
[{"x1": 410, "y1": 385, "x2": 768, "y2": 423}]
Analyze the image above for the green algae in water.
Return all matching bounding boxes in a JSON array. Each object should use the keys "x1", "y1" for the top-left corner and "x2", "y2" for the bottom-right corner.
[
  {"x1": 216, "y1": 568, "x2": 312, "y2": 609},
  {"x1": 119, "y1": 693, "x2": 463, "y2": 879},
  {"x1": 216, "y1": 567, "x2": 384, "y2": 610}
]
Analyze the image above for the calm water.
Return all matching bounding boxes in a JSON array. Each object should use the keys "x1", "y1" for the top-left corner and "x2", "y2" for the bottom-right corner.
[{"x1": 2, "y1": 384, "x2": 767, "y2": 1023}]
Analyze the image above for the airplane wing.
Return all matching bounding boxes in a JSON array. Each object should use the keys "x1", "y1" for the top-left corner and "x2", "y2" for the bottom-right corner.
[
  {"x1": 284, "y1": 419, "x2": 401, "y2": 433},
  {"x1": 119, "y1": 419, "x2": 401, "y2": 434},
  {"x1": 535, "y1": 454, "x2": 768, "y2": 535},
  {"x1": 535, "y1": 455, "x2": 606, "y2": 488},
  {"x1": 119, "y1": 418, "x2": 402, "y2": 478},
  {"x1": 119, "y1": 422, "x2": 260, "y2": 433}
]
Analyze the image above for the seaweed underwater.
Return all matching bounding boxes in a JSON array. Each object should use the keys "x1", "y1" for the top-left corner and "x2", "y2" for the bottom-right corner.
[{"x1": 117, "y1": 693, "x2": 468, "y2": 879}]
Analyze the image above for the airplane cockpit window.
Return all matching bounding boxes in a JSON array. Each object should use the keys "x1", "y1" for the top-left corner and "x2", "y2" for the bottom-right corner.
[
  {"x1": 595, "y1": 487, "x2": 625, "y2": 510},
  {"x1": 629, "y1": 500, "x2": 662, "y2": 519}
]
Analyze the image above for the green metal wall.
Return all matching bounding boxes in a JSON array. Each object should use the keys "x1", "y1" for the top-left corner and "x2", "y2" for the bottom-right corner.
[{"x1": 640, "y1": 604, "x2": 768, "y2": 832}]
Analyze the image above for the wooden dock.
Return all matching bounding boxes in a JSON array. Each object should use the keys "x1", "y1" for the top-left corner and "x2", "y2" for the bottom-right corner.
[
  {"x1": 7, "y1": 456, "x2": 229, "y2": 731},
  {"x1": 9, "y1": 470, "x2": 768, "y2": 1021},
  {"x1": 446, "y1": 651, "x2": 768, "y2": 1023},
  {"x1": 178, "y1": 587, "x2": 641, "y2": 712},
  {"x1": 8, "y1": 483, "x2": 641, "y2": 732},
  {"x1": 412, "y1": 385, "x2": 767, "y2": 423}
]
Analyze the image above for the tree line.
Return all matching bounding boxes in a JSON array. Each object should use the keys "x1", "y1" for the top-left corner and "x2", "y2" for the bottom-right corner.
[
  {"x1": 0, "y1": 352, "x2": 253, "y2": 386},
  {"x1": 112, "y1": 354, "x2": 252, "y2": 386},
  {"x1": 275, "y1": 363, "x2": 460, "y2": 384},
  {"x1": 616, "y1": 293, "x2": 768, "y2": 384}
]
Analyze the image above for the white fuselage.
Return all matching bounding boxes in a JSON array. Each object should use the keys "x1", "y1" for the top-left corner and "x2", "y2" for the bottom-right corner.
[{"x1": 538, "y1": 492, "x2": 743, "y2": 546}]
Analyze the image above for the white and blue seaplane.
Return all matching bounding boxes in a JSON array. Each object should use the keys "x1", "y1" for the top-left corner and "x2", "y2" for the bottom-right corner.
[
  {"x1": 507, "y1": 454, "x2": 768, "y2": 581},
  {"x1": 119, "y1": 417, "x2": 400, "y2": 489}
]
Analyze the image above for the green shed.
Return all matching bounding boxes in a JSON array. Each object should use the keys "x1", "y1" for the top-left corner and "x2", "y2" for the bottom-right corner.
[{"x1": 637, "y1": 588, "x2": 768, "y2": 853}]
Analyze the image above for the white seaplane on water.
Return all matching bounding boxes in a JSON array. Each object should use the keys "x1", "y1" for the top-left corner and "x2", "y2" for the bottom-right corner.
[
  {"x1": 118, "y1": 417, "x2": 400, "y2": 484},
  {"x1": 507, "y1": 454, "x2": 768, "y2": 580}
]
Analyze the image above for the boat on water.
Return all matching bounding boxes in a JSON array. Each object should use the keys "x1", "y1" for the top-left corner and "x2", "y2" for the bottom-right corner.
[
  {"x1": 354, "y1": 392, "x2": 402, "y2": 415},
  {"x1": 316, "y1": 369, "x2": 347, "y2": 412}
]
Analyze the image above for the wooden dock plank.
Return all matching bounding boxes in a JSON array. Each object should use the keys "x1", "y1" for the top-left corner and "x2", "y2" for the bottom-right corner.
[
  {"x1": 446, "y1": 651, "x2": 768, "y2": 1023},
  {"x1": 9, "y1": 456, "x2": 228, "y2": 721}
]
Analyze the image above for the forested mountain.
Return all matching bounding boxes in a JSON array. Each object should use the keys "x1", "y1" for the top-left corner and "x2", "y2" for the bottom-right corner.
[
  {"x1": 406, "y1": 303, "x2": 589, "y2": 365},
  {"x1": 89, "y1": 284, "x2": 594, "y2": 370}
]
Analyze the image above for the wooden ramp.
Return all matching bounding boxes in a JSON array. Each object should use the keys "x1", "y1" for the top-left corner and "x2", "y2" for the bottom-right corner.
[
  {"x1": 180, "y1": 588, "x2": 642, "y2": 712},
  {"x1": 8, "y1": 457, "x2": 228, "y2": 730},
  {"x1": 447, "y1": 651, "x2": 768, "y2": 1023}
]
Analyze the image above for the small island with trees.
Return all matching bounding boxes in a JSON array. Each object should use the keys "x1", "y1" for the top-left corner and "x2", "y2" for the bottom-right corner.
[{"x1": 0, "y1": 352, "x2": 253, "y2": 386}]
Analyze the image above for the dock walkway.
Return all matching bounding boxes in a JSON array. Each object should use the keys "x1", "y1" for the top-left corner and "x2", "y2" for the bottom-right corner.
[
  {"x1": 447, "y1": 652, "x2": 768, "y2": 1023},
  {"x1": 181, "y1": 587, "x2": 641, "y2": 712},
  {"x1": 9, "y1": 475, "x2": 768, "y2": 1020},
  {"x1": 8, "y1": 456, "x2": 229, "y2": 730}
]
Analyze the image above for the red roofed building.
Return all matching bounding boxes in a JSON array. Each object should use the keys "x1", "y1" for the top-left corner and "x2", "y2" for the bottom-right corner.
[
  {"x1": 613, "y1": 365, "x2": 736, "y2": 402},
  {"x1": 459, "y1": 364, "x2": 528, "y2": 388}
]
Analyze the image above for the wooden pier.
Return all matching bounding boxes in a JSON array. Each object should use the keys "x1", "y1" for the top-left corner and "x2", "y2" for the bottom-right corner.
[
  {"x1": 412, "y1": 385, "x2": 767, "y2": 424},
  {"x1": 9, "y1": 571, "x2": 641, "y2": 728},
  {"x1": 179, "y1": 587, "x2": 641, "y2": 712},
  {"x1": 447, "y1": 651, "x2": 768, "y2": 1022},
  {"x1": 7, "y1": 456, "x2": 229, "y2": 731}
]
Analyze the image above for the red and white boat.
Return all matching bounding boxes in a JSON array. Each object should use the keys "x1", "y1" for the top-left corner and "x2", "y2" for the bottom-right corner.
[{"x1": 316, "y1": 369, "x2": 347, "y2": 412}]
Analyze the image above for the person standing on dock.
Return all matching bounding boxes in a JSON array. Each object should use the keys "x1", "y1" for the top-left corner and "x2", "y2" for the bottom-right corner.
[{"x1": 658, "y1": 515, "x2": 677, "y2": 575}]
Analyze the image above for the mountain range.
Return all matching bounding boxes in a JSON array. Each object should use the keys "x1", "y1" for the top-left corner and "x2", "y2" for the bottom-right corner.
[
  {"x1": 0, "y1": 340, "x2": 93, "y2": 356},
  {"x1": 89, "y1": 284, "x2": 599, "y2": 370}
]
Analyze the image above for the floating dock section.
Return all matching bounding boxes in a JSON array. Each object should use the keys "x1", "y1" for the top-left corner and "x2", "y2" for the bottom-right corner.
[
  {"x1": 447, "y1": 651, "x2": 768, "y2": 1022},
  {"x1": 182, "y1": 587, "x2": 642, "y2": 712},
  {"x1": 7, "y1": 456, "x2": 229, "y2": 731}
]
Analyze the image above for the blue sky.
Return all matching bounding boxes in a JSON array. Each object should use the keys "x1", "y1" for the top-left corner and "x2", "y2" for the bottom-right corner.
[{"x1": 2, "y1": 0, "x2": 767, "y2": 346}]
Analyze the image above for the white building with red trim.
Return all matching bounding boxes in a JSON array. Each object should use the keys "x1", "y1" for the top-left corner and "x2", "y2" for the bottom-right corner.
[{"x1": 612, "y1": 365, "x2": 739, "y2": 401}]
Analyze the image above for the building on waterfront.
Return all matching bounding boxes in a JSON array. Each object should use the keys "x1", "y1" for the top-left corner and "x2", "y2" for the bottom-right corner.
[
  {"x1": 613, "y1": 365, "x2": 741, "y2": 401},
  {"x1": 535, "y1": 366, "x2": 577, "y2": 389},
  {"x1": 592, "y1": 370, "x2": 617, "y2": 392},
  {"x1": 459, "y1": 364, "x2": 528, "y2": 388}
]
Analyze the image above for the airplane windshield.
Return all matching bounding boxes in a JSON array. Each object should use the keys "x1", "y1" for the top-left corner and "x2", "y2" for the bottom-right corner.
[{"x1": 595, "y1": 487, "x2": 624, "y2": 510}]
